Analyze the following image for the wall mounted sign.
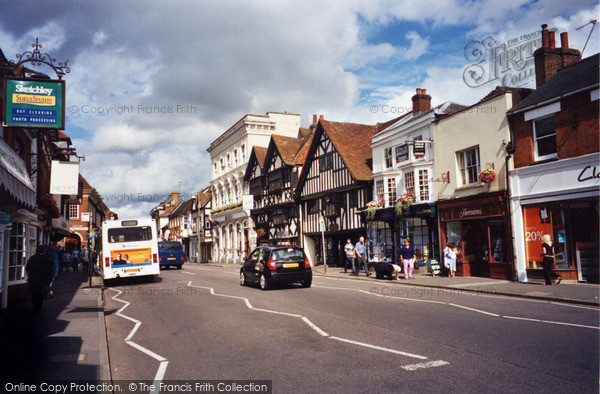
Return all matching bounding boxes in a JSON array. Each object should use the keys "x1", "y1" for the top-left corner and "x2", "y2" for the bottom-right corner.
[
  {"x1": 395, "y1": 144, "x2": 409, "y2": 162},
  {"x1": 3, "y1": 77, "x2": 65, "y2": 129},
  {"x1": 413, "y1": 142, "x2": 426, "y2": 157}
]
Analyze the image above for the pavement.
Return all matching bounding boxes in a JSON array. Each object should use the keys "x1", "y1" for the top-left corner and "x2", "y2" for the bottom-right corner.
[
  {"x1": 203, "y1": 261, "x2": 600, "y2": 306},
  {"x1": 0, "y1": 269, "x2": 110, "y2": 383}
]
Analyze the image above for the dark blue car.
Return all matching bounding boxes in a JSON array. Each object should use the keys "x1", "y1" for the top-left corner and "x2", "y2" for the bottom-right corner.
[{"x1": 158, "y1": 241, "x2": 184, "y2": 269}]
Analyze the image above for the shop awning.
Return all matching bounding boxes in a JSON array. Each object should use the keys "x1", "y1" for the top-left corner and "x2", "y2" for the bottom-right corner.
[{"x1": 0, "y1": 138, "x2": 35, "y2": 210}]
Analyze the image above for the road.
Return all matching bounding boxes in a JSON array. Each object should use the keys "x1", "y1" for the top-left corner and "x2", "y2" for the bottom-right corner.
[{"x1": 102, "y1": 264, "x2": 599, "y2": 393}]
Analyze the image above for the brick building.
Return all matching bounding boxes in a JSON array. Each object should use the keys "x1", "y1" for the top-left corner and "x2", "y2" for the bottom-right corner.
[{"x1": 508, "y1": 25, "x2": 599, "y2": 283}]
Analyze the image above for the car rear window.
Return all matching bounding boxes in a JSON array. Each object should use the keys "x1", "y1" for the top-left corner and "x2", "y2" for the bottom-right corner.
[
  {"x1": 272, "y1": 248, "x2": 305, "y2": 260},
  {"x1": 160, "y1": 242, "x2": 183, "y2": 251}
]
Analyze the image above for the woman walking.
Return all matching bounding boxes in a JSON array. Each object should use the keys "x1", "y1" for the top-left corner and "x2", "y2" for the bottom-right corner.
[
  {"x1": 399, "y1": 239, "x2": 417, "y2": 279},
  {"x1": 541, "y1": 234, "x2": 561, "y2": 285}
]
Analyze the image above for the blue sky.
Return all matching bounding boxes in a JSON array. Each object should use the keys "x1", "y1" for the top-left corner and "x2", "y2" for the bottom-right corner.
[{"x1": 0, "y1": 0, "x2": 597, "y2": 218}]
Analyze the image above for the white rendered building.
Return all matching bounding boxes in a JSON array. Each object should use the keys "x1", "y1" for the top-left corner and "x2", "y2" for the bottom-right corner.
[{"x1": 207, "y1": 112, "x2": 301, "y2": 264}]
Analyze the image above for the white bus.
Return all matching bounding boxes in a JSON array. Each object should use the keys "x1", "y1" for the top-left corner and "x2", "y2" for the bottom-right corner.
[{"x1": 100, "y1": 218, "x2": 160, "y2": 281}]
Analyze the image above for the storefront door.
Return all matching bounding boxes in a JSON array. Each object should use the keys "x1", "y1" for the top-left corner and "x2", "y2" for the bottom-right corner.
[{"x1": 462, "y1": 220, "x2": 490, "y2": 277}]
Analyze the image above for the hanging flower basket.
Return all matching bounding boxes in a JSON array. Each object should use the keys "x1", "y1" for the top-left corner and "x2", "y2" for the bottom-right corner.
[
  {"x1": 478, "y1": 168, "x2": 496, "y2": 184},
  {"x1": 255, "y1": 228, "x2": 267, "y2": 238},
  {"x1": 365, "y1": 199, "x2": 385, "y2": 219},
  {"x1": 395, "y1": 191, "x2": 416, "y2": 216},
  {"x1": 41, "y1": 194, "x2": 61, "y2": 218}
]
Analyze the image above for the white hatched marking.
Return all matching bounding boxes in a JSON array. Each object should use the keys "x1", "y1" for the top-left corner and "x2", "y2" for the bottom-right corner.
[
  {"x1": 401, "y1": 360, "x2": 449, "y2": 371},
  {"x1": 329, "y1": 336, "x2": 427, "y2": 360}
]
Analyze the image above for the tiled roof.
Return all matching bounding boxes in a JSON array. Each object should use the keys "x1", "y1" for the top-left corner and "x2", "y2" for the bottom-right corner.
[
  {"x1": 271, "y1": 134, "x2": 306, "y2": 165},
  {"x1": 319, "y1": 120, "x2": 380, "y2": 181},
  {"x1": 79, "y1": 174, "x2": 93, "y2": 191},
  {"x1": 168, "y1": 198, "x2": 195, "y2": 217},
  {"x1": 253, "y1": 146, "x2": 268, "y2": 169},
  {"x1": 293, "y1": 130, "x2": 315, "y2": 165},
  {"x1": 508, "y1": 53, "x2": 599, "y2": 114},
  {"x1": 198, "y1": 191, "x2": 211, "y2": 208}
]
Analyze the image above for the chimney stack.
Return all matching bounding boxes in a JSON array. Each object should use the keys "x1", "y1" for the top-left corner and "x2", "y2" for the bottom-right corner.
[
  {"x1": 319, "y1": 115, "x2": 324, "y2": 121},
  {"x1": 170, "y1": 192, "x2": 180, "y2": 205},
  {"x1": 533, "y1": 24, "x2": 581, "y2": 88},
  {"x1": 313, "y1": 114, "x2": 318, "y2": 125},
  {"x1": 411, "y1": 88, "x2": 431, "y2": 113}
]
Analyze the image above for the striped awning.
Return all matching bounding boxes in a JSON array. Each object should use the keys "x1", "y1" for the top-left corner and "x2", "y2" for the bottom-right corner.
[{"x1": 0, "y1": 137, "x2": 35, "y2": 209}]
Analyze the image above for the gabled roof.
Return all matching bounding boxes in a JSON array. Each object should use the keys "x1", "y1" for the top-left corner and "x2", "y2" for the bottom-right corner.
[
  {"x1": 243, "y1": 146, "x2": 268, "y2": 181},
  {"x1": 168, "y1": 198, "x2": 195, "y2": 218},
  {"x1": 198, "y1": 191, "x2": 211, "y2": 208},
  {"x1": 271, "y1": 134, "x2": 306, "y2": 166},
  {"x1": 508, "y1": 53, "x2": 599, "y2": 114},
  {"x1": 296, "y1": 120, "x2": 379, "y2": 188},
  {"x1": 293, "y1": 130, "x2": 315, "y2": 165},
  {"x1": 79, "y1": 174, "x2": 93, "y2": 191},
  {"x1": 437, "y1": 86, "x2": 533, "y2": 120}
]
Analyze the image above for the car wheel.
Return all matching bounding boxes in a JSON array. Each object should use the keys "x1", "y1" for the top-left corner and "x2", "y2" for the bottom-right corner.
[
  {"x1": 259, "y1": 273, "x2": 271, "y2": 290},
  {"x1": 301, "y1": 278, "x2": 312, "y2": 288},
  {"x1": 240, "y1": 271, "x2": 248, "y2": 286},
  {"x1": 176, "y1": 264, "x2": 182, "y2": 269}
]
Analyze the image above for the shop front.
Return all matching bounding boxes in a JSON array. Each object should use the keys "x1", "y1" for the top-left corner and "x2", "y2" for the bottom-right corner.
[
  {"x1": 366, "y1": 203, "x2": 439, "y2": 266},
  {"x1": 511, "y1": 153, "x2": 599, "y2": 283},
  {"x1": 438, "y1": 192, "x2": 513, "y2": 279}
]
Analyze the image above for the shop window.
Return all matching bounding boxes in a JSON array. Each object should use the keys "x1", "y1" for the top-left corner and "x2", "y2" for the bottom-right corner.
[
  {"x1": 404, "y1": 171, "x2": 415, "y2": 194},
  {"x1": 387, "y1": 178, "x2": 396, "y2": 207},
  {"x1": 398, "y1": 217, "x2": 433, "y2": 262},
  {"x1": 457, "y1": 147, "x2": 480, "y2": 186},
  {"x1": 69, "y1": 203, "x2": 79, "y2": 220},
  {"x1": 9, "y1": 222, "x2": 27, "y2": 283},
  {"x1": 418, "y1": 169, "x2": 429, "y2": 201},
  {"x1": 533, "y1": 116, "x2": 557, "y2": 160},
  {"x1": 445, "y1": 221, "x2": 461, "y2": 249},
  {"x1": 367, "y1": 221, "x2": 394, "y2": 263},
  {"x1": 489, "y1": 219, "x2": 506, "y2": 263},
  {"x1": 385, "y1": 147, "x2": 393, "y2": 168},
  {"x1": 375, "y1": 179, "x2": 384, "y2": 201}
]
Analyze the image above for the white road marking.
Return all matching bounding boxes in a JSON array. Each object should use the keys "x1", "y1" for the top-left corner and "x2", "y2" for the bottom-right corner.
[
  {"x1": 182, "y1": 280, "x2": 437, "y2": 366},
  {"x1": 329, "y1": 336, "x2": 427, "y2": 360},
  {"x1": 448, "y1": 303, "x2": 501, "y2": 317},
  {"x1": 401, "y1": 360, "x2": 449, "y2": 371},
  {"x1": 181, "y1": 271, "x2": 196, "y2": 275},
  {"x1": 501, "y1": 315, "x2": 600, "y2": 330},
  {"x1": 110, "y1": 289, "x2": 169, "y2": 385},
  {"x1": 315, "y1": 280, "x2": 598, "y2": 330},
  {"x1": 550, "y1": 302, "x2": 600, "y2": 311},
  {"x1": 301, "y1": 316, "x2": 329, "y2": 337},
  {"x1": 448, "y1": 281, "x2": 509, "y2": 288}
]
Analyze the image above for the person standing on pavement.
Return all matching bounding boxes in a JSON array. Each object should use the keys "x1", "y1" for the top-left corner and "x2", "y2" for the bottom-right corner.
[
  {"x1": 354, "y1": 237, "x2": 370, "y2": 276},
  {"x1": 443, "y1": 242, "x2": 457, "y2": 278},
  {"x1": 541, "y1": 234, "x2": 561, "y2": 285},
  {"x1": 82, "y1": 247, "x2": 90, "y2": 271},
  {"x1": 25, "y1": 246, "x2": 54, "y2": 314},
  {"x1": 344, "y1": 238, "x2": 356, "y2": 274},
  {"x1": 72, "y1": 248, "x2": 80, "y2": 271},
  {"x1": 400, "y1": 239, "x2": 417, "y2": 279}
]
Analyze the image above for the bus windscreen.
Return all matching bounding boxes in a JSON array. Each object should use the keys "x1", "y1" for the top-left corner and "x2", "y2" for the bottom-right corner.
[{"x1": 108, "y1": 226, "x2": 153, "y2": 243}]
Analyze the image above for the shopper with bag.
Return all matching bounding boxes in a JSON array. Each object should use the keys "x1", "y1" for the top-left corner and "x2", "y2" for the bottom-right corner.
[{"x1": 399, "y1": 239, "x2": 417, "y2": 279}]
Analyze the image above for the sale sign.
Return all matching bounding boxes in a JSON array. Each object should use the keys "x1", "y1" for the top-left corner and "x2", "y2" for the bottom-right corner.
[{"x1": 523, "y1": 206, "x2": 552, "y2": 263}]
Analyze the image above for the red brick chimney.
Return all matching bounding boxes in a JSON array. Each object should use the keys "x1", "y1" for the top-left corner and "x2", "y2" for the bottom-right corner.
[
  {"x1": 319, "y1": 115, "x2": 324, "y2": 121},
  {"x1": 412, "y1": 88, "x2": 431, "y2": 113},
  {"x1": 312, "y1": 114, "x2": 318, "y2": 125},
  {"x1": 534, "y1": 24, "x2": 581, "y2": 88}
]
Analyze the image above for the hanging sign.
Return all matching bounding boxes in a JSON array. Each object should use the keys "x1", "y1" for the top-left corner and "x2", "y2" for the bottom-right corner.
[
  {"x1": 413, "y1": 142, "x2": 426, "y2": 157},
  {"x1": 3, "y1": 77, "x2": 66, "y2": 129}
]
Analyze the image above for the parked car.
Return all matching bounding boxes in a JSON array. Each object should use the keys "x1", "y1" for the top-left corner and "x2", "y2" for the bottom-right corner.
[
  {"x1": 158, "y1": 241, "x2": 184, "y2": 269},
  {"x1": 240, "y1": 246, "x2": 312, "y2": 290}
]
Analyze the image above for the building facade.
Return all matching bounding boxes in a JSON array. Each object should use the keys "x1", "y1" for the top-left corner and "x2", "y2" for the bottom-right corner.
[
  {"x1": 434, "y1": 87, "x2": 531, "y2": 279},
  {"x1": 369, "y1": 89, "x2": 464, "y2": 265},
  {"x1": 207, "y1": 112, "x2": 302, "y2": 264},
  {"x1": 295, "y1": 120, "x2": 381, "y2": 267},
  {"x1": 508, "y1": 27, "x2": 599, "y2": 283}
]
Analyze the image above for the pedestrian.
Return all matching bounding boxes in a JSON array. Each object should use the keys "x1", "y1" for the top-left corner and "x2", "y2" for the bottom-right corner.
[
  {"x1": 25, "y1": 245, "x2": 54, "y2": 314},
  {"x1": 72, "y1": 248, "x2": 80, "y2": 271},
  {"x1": 344, "y1": 238, "x2": 356, "y2": 274},
  {"x1": 354, "y1": 237, "x2": 370, "y2": 276},
  {"x1": 46, "y1": 241, "x2": 60, "y2": 280},
  {"x1": 541, "y1": 234, "x2": 561, "y2": 285},
  {"x1": 443, "y1": 242, "x2": 457, "y2": 278},
  {"x1": 82, "y1": 247, "x2": 90, "y2": 271},
  {"x1": 399, "y1": 239, "x2": 417, "y2": 279}
]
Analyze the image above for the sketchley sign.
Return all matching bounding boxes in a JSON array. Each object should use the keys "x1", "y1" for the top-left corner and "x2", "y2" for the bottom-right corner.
[{"x1": 462, "y1": 29, "x2": 549, "y2": 88}]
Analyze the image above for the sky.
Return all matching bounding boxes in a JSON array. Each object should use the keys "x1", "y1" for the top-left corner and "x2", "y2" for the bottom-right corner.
[{"x1": 0, "y1": 0, "x2": 598, "y2": 219}]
